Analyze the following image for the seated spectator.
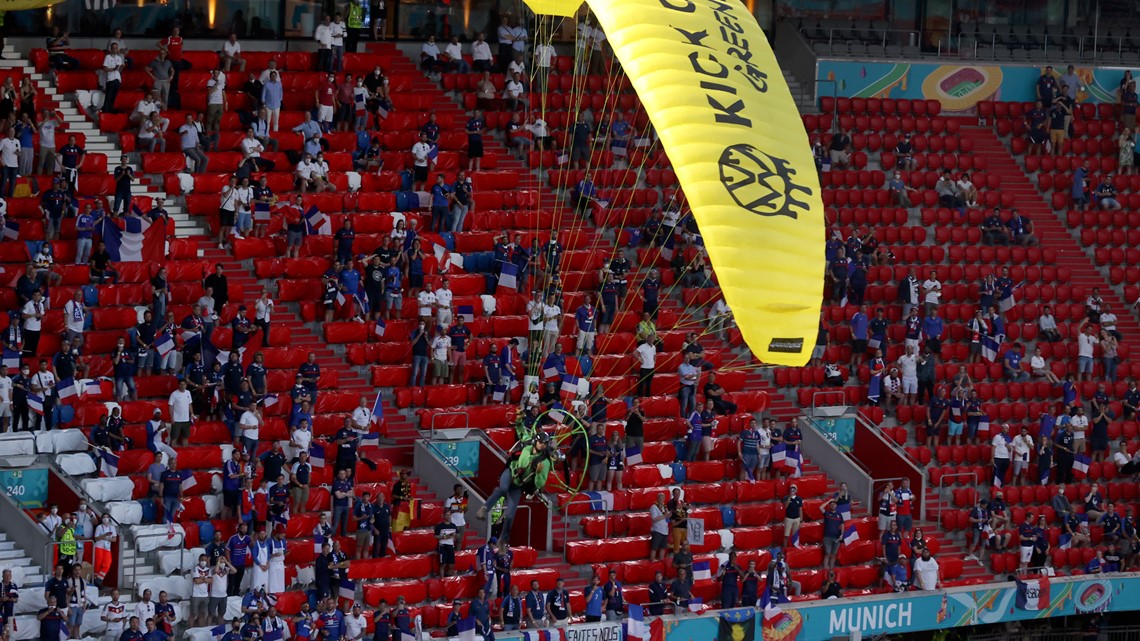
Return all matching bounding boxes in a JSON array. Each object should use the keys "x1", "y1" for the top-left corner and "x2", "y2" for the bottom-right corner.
[
  {"x1": 935, "y1": 170, "x2": 964, "y2": 210},
  {"x1": 179, "y1": 114, "x2": 209, "y2": 173},
  {"x1": 1030, "y1": 347, "x2": 1060, "y2": 383},
  {"x1": 1099, "y1": 304, "x2": 1121, "y2": 340},
  {"x1": 89, "y1": 241, "x2": 119, "y2": 284},
  {"x1": 956, "y1": 172, "x2": 979, "y2": 207},
  {"x1": 1003, "y1": 343, "x2": 1029, "y2": 381},
  {"x1": 1038, "y1": 306, "x2": 1062, "y2": 342},
  {"x1": 1115, "y1": 444, "x2": 1140, "y2": 478},
  {"x1": 1007, "y1": 209, "x2": 1038, "y2": 246},
  {"x1": 1123, "y1": 379, "x2": 1140, "y2": 420},
  {"x1": 138, "y1": 112, "x2": 169, "y2": 152},
  {"x1": 442, "y1": 36, "x2": 471, "y2": 73},
  {"x1": 475, "y1": 71, "x2": 497, "y2": 111},
  {"x1": 130, "y1": 89, "x2": 163, "y2": 126},
  {"x1": 420, "y1": 36, "x2": 442, "y2": 76},
  {"x1": 504, "y1": 72, "x2": 528, "y2": 111},
  {"x1": 242, "y1": 72, "x2": 264, "y2": 113},
  {"x1": 220, "y1": 33, "x2": 247, "y2": 72},
  {"x1": 1096, "y1": 174, "x2": 1123, "y2": 210},
  {"x1": 295, "y1": 153, "x2": 332, "y2": 194},
  {"x1": 46, "y1": 27, "x2": 80, "y2": 71},
  {"x1": 239, "y1": 128, "x2": 275, "y2": 173},
  {"x1": 887, "y1": 171, "x2": 914, "y2": 208},
  {"x1": 894, "y1": 133, "x2": 914, "y2": 170}
]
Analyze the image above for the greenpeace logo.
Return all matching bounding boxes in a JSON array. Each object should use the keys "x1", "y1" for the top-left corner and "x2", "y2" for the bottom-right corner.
[{"x1": 768, "y1": 338, "x2": 804, "y2": 353}]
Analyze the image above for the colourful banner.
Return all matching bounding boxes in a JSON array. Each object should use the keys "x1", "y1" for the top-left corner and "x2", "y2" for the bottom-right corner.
[
  {"x1": 0, "y1": 468, "x2": 49, "y2": 508},
  {"x1": 817, "y1": 60, "x2": 1134, "y2": 114},
  {"x1": 650, "y1": 576, "x2": 1135, "y2": 641},
  {"x1": 426, "y1": 440, "x2": 480, "y2": 478}
]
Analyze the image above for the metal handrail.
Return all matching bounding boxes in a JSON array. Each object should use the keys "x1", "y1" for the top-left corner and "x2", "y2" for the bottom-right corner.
[
  {"x1": 810, "y1": 390, "x2": 846, "y2": 416},
  {"x1": 934, "y1": 471, "x2": 980, "y2": 524},
  {"x1": 428, "y1": 411, "x2": 469, "y2": 440},
  {"x1": 559, "y1": 494, "x2": 609, "y2": 559},
  {"x1": 807, "y1": 27, "x2": 920, "y2": 49}
]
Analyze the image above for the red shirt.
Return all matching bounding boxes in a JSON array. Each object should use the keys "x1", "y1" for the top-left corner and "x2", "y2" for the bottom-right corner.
[
  {"x1": 163, "y1": 36, "x2": 183, "y2": 61},
  {"x1": 318, "y1": 81, "x2": 335, "y2": 107}
]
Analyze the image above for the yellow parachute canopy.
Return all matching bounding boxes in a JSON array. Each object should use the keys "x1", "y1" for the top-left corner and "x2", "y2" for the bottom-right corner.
[
  {"x1": 525, "y1": 0, "x2": 825, "y2": 366},
  {"x1": 0, "y1": 0, "x2": 63, "y2": 9}
]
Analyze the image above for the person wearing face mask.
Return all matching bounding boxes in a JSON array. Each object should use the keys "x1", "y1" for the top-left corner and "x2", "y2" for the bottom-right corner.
[
  {"x1": 57, "y1": 514, "x2": 78, "y2": 577},
  {"x1": 93, "y1": 514, "x2": 117, "y2": 588},
  {"x1": 73, "y1": 503, "x2": 94, "y2": 566},
  {"x1": 190, "y1": 554, "x2": 211, "y2": 628}
]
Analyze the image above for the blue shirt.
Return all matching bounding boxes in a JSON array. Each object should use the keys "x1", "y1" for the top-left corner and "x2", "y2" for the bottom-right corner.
[
  {"x1": 575, "y1": 305, "x2": 596, "y2": 332},
  {"x1": 466, "y1": 117, "x2": 484, "y2": 141},
  {"x1": 1005, "y1": 351, "x2": 1022, "y2": 371},
  {"x1": 483, "y1": 354, "x2": 501, "y2": 383},
  {"x1": 431, "y1": 183, "x2": 451, "y2": 208},
  {"x1": 922, "y1": 316, "x2": 943, "y2": 339},
  {"x1": 339, "y1": 269, "x2": 361, "y2": 296},
  {"x1": 851, "y1": 312, "x2": 868, "y2": 340},
  {"x1": 333, "y1": 479, "x2": 353, "y2": 507},
  {"x1": 823, "y1": 510, "x2": 843, "y2": 538},
  {"x1": 227, "y1": 534, "x2": 250, "y2": 564},
  {"x1": 76, "y1": 212, "x2": 94, "y2": 238},
  {"x1": 584, "y1": 586, "x2": 604, "y2": 616},
  {"x1": 447, "y1": 324, "x2": 471, "y2": 351},
  {"x1": 882, "y1": 531, "x2": 902, "y2": 561}
]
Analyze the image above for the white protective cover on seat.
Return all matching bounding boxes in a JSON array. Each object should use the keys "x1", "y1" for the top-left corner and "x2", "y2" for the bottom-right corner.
[
  {"x1": 0, "y1": 433, "x2": 36, "y2": 457},
  {"x1": 138, "y1": 575, "x2": 192, "y2": 600},
  {"x1": 57, "y1": 453, "x2": 97, "y2": 476},
  {"x1": 35, "y1": 428, "x2": 89, "y2": 453},
  {"x1": 131, "y1": 523, "x2": 185, "y2": 551},
  {"x1": 107, "y1": 501, "x2": 144, "y2": 525},
  {"x1": 158, "y1": 546, "x2": 204, "y2": 575},
  {"x1": 82, "y1": 477, "x2": 136, "y2": 502}
]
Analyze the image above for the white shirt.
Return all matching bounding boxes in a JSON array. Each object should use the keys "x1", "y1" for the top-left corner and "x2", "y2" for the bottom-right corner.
[
  {"x1": 411, "y1": 142, "x2": 431, "y2": 167},
  {"x1": 296, "y1": 159, "x2": 316, "y2": 180},
  {"x1": 543, "y1": 304, "x2": 561, "y2": 332},
  {"x1": 239, "y1": 411, "x2": 260, "y2": 440},
  {"x1": 1100, "y1": 312, "x2": 1117, "y2": 330},
  {"x1": 241, "y1": 137, "x2": 263, "y2": 158},
  {"x1": 352, "y1": 406, "x2": 371, "y2": 431},
  {"x1": 234, "y1": 185, "x2": 252, "y2": 214},
  {"x1": 134, "y1": 99, "x2": 160, "y2": 119},
  {"x1": 504, "y1": 79, "x2": 524, "y2": 99},
  {"x1": 223, "y1": 40, "x2": 241, "y2": 57},
  {"x1": 207, "y1": 74, "x2": 226, "y2": 105},
  {"x1": 472, "y1": 41, "x2": 492, "y2": 61},
  {"x1": 922, "y1": 279, "x2": 942, "y2": 304},
  {"x1": 291, "y1": 427, "x2": 312, "y2": 452},
  {"x1": 1012, "y1": 434, "x2": 1033, "y2": 460},
  {"x1": 635, "y1": 342, "x2": 655, "y2": 369},
  {"x1": 23, "y1": 299, "x2": 43, "y2": 331},
  {"x1": 102, "y1": 600, "x2": 128, "y2": 635},
  {"x1": 0, "y1": 138, "x2": 20, "y2": 168},
  {"x1": 430, "y1": 336, "x2": 450, "y2": 361},
  {"x1": 135, "y1": 600, "x2": 155, "y2": 624},
  {"x1": 169, "y1": 389, "x2": 192, "y2": 422},
  {"x1": 209, "y1": 566, "x2": 229, "y2": 598},
  {"x1": 191, "y1": 563, "x2": 211, "y2": 598},
  {"x1": 576, "y1": 22, "x2": 593, "y2": 48},
  {"x1": 1039, "y1": 314, "x2": 1057, "y2": 331},
  {"x1": 434, "y1": 287, "x2": 453, "y2": 311},
  {"x1": 64, "y1": 299, "x2": 85, "y2": 334},
  {"x1": 527, "y1": 119, "x2": 549, "y2": 137},
  {"x1": 1078, "y1": 333, "x2": 1097, "y2": 358},
  {"x1": 650, "y1": 503, "x2": 668, "y2": 535},
  {"x1": 314, "y1": 23, "x2": 333, "y2": 48},
  {"x1": 444, "y1": 42, "x2": 463, "y2": 60},
  {"x1": 417, "y1": 290, "x2": 437, "y2": 316},
  {"x1": 535, "y1": 44, "x2": 555, "y2": 68},
  {"x1": 1069, "y1": 414, "x2": 1089, "y2": 437},
  {"x1": 32, "y1": 370, "x2": 55, "y2": 398},
  {"x1": 1031, "y1": 355, "x2": 1046, "y2": 370},
  {"x1": 757, "y1": 426, "x2": 772, "y2": 451},
  {"x1": 255, "y1": 298, "x2": 273, "y2": 322},
  {"x1": 992, "y1": 434, "x2": 1010, "y2": 459},
  {"x1": 444, "y1": 496, "x2": 466, "y2": 526},
  {"x1": 330, "y1": 21, "x2": 346, "y2": 46},
  {"x1": 103, "y1": 53, "x2": 124, "y2": 82},
  {"x1": 527, "y1": 300, "x2": 544, "y2": 331},
  {"x1": 344, "y1": 613, "x2": 367, "y2": 640},
  {"x1": 94, "y1": 521, "x2": 116, "y2": 550},
  {"x1": 0, "y1": 375, "x2": 11, "y2": 404},
  {"x1": 421, "y1": 42, "x2": 440, "y2": 59},
  {"x1": 897, "y1": 354, "x2": 917, "y2": 379},
  {"x1": 40, "y1": 119, "x2": 58, "y2": 149},
  {"x1": 507, "y1": 60, "x2": 526, "y2": 76},
  {"x1": 1114, "y1": 451, "x2": 1131, "y2": 467},
  {"x1": 913, "y1": 557, "x2": 939, "y2": 590}
]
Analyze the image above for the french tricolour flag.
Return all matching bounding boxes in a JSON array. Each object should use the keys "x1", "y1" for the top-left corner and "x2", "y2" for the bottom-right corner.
[
  {"x1": 560, "y1": 374, "x2": 580, "y2": 395},
  {"x1": 309, "y1": 443, "x2": 326, "y2": 468},
  {"x1": 304, "y1": 206, "x2": 331, "y2": 235},
  {"x1": 370, "y1": 389, "x2": 385, "y2": 428},
  {"x1": 374, "y1": 318, "x2": 386, "y2": 338},
  {"x1": 977, "y1": 414, "x2": 991, "y2": 437},
  {"x1": 497, "y1": 262, "x2": 519, "y2": 292},
  {"x1": 2, "y1": 220, "x2": 18, "y2": 241},
  {"x1": 56, "y1": 377, "x2": 81, "y2": 403},
  {"x1": 181, "y1": 472, "x2": 197, "y2": 492},
  {"x1": 843, "y1": 524, "x2": 860, "y2": 545},
  {"x1": 770, "y1": 443, "x2": 786, "y2": 467},
  {"x1": 313, "y1": 535, "x2": 326, "y2": 554},
  {"x1": 99, "y1": 215, "x2": 164, "y2": 262},
  {"x1": 522, "y1": 630, "x2": 567, "y2": 641},
  {"x1": 457, "y1": 305, "x2": 475, "y2": 323},
  {"x1": 491, "y1": 384, "x2": 507, "y2": 402},
  {"x1": 691, "y1": 560, "x2": 712, "y2": 581},
  {"x1": 626, "y1": 603, "x2": 650, "y2": 641},
  {"x1": 27, "y1": 393, "x2": 44, "y2": 415},
  {"x1": 760, "y1": 584, "x2": 787, "y2": 622},
  {"x1": 1015, "y1": 577, "x2": 1050, "y2": 611},
  {"x1": 154, "y1": 333, "x2": 175, "y2": 357},
  {"x1": 100, "y1": 449, "x2": 119, "y2": 477},
  {"x1": 264, "y1": 629, "x2": 283, "y2": 641},
  {"x1": 687, "y1": 598, "x2": 710, "y2": 615},
  {"x1": 210, "y1": 624, "x2": 227, "y2": 640},
  {"x1": 838, "y1": 503, "x2": 852, "y2": 522},
  {"x1": 1072, "y1": 454, "x2": 1090, "y2": 479},
  {"x1": 1058, "y1": 533, "x2": 1072, "y2": 550},
  {"x1": 625, "y1": 445, "x2": 643, "y2": 466},
  {"x1": 262, "y1": 393, "x2": 280, "y2": 408},
  {"x1": 981, "y1": 334, "x2": 1001, "y2": 362},
  {"x1": 338, "y1": 577, "x2": 356, "y2": 601},
  {"x1": 253, "y1": 202, "x2": 271, "y2": 222},
  {"x1": 1000, "y1": 288, "x2": 1018, "y2": 314},
  {"x1": 785, "y1": 450, "x2": 802, "y2": 475},
  {"x1": 583, "y1": 491, "x2": 614, "y2": 512},
  {"x1": 1, "y1": 348, "x2": 19, "y2": 369}
]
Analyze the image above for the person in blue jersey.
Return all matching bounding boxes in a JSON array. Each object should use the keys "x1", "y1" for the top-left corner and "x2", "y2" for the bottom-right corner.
[{"x1": 583, "y1": 574, "x2": 604, "y2": 622}]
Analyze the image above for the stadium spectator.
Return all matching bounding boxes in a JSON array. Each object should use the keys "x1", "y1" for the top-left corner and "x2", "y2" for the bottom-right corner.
[
  {"x1": 1095, "y1": 174, "x2": 1122, "y2": 209},
  {"x1": 179, "y1": 114, "x2": 209, "y2": 173}
]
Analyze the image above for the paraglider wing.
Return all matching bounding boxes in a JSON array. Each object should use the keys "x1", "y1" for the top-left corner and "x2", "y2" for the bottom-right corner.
[{"x1": 524, "y1": 0, "x2": 826, "y2": 366}]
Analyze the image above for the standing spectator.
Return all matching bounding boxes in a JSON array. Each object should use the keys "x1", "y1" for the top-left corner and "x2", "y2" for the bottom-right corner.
[
  {"x1": 435, "y1": 513, "x2": 459, "y2": 577},
  {"x1": 0, "y1": 127, "x2": 19, "y2": 198},
  {"x1": 785, "y1": 484, "x2": 804, "y2": 546},
  {"x1": 546, "y1": 578, "x2": 571, "y2": 627},
  {"x1": 314, "y1": 15, "x2": 333, "y2": 72},
  {"x1": 822, "y1": 499, "x2": 843, "y2": 570},
  {"x1": 524, "y1": 580, "x2": 547, "y2": 629},
  {"x1": 1012, "y1": 426, "x2": 1034, "y2": 485},
  {"x1": 101, "y1": 43, "x2": 124, "y2": 113},
  {"x1": 913, "y1": 548, "x2": 940, "y2": 590},
  {"x1": 992, "y1": 423, "x2": 1012, "y2": 487},
  {"x1": 922, "y1": 269, "x2": 942, "y2": 316}
]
